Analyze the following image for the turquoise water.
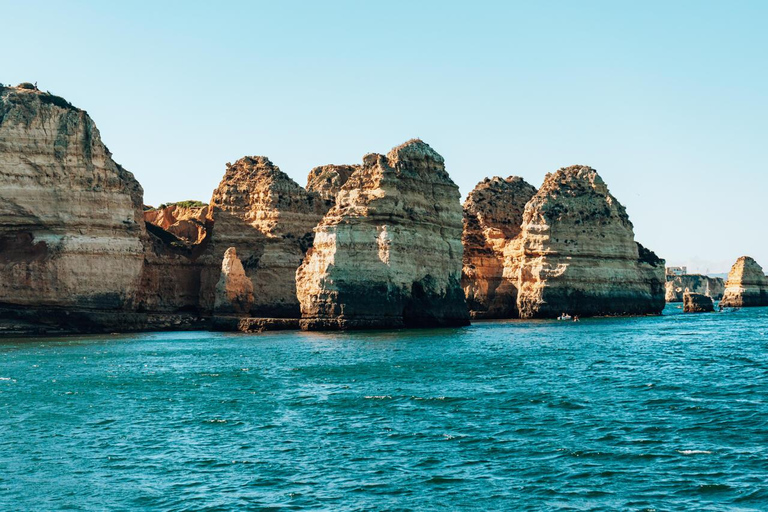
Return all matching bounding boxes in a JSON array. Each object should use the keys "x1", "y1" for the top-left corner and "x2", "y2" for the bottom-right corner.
[{"x1": 1, "y1": 305, "x2": 767, "y2": 511}]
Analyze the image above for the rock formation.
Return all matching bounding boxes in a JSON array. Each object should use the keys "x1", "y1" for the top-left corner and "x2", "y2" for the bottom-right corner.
[
  {"x1": 306, "y1": 164, "x2": 359, "y2": 207},
  {"x1": 199, "y1": 156, "x2": 327, "y2": 317},
  {"x1": 665, "y1": 274, "x2": 724, "y2": 302},
  {"x1": 512, "y1": 166, "x2": 666, "y2": 318},
  {"x1": 461, "y1": 176, "x2": 537, "y2": 318},
  {"x1": 135, "y1": 223, "x2": 210, "y2": 316},
  {"x1": 214, "y1": 247, "x2": 254, "y2": 314},
  {"x1": 683, "y1": 291, "x2": 714, "y2": 313},
  {"x1": 296, "y1": 139, "x2": 470, "y2": 330},
  {"x1": 719, "y1": 256, "x2": 768, "y2": 307},
  {"x1": 0, "y1": 84, "x2": 146, "y2": 314},
  {"x1": 144, "y1": 202, "x2": 210, "y2": 245},
  {"x1": 0, "y1": 84, "x2": 678, "y2": 334}
]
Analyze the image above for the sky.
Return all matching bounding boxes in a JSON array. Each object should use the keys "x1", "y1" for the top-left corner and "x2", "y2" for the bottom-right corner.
[{"x1": 2, "y1": 0, "x2": 766, "y2": 273}]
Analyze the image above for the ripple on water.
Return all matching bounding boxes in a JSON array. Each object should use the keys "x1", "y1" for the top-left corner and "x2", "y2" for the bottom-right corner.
[{"x1": 1, "y1": 305, "x2": 767, "y2": 510}]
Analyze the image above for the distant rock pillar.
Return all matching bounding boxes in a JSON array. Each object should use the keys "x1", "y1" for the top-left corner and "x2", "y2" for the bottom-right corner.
[{"x1": 214, "y1": 247, "x2": 254, "y2": 315}]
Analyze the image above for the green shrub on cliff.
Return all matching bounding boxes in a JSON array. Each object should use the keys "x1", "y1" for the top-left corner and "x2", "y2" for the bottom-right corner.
[{"x1": 148, "y1": 200, "x2": 208, "y2": 211}]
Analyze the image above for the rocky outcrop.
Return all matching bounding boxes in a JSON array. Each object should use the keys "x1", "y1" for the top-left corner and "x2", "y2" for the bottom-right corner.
[
  {"x1": 512, "y1": 166, "x2": 666, "y2": 318},
  {"x1": 306, "y1": 164, "x2": 359, "y2": 207},
  {"x1": 461, "y1": 176, "x2": 537, "y2": 318},
  {"x1": 144, "y1": 202, "x2": 210, "y2": 245},
  {"x1": 683, "y1": 292, "x2": 714, "y2": 313},
  {"x1": 296, "y1": 139, "x2": 470, "y2": 330},
  {"x1": 665, "y1": 274, "x2": 724, "y2": 302},
  {"x1": 134, "y1": 229, "x2": 209, "y2": 315},
  {"x1": 138, "y1": 202, "x2": 212, "y2": 315},
  {"x1": 719, "y1": 256, "x2": 768, "y2": 307},
  {"x1": 214, "y1": 247, "x2": 254, "y2": 314},
  {"x1": 0, "y1": 83, "x2": 678, "y2": 334},
  {"x1": 199, "y1": 156, "x2": 327, "y2": 317},
  {"x1": 0, "y1": 84, "x2": 146, "y2": 313}
]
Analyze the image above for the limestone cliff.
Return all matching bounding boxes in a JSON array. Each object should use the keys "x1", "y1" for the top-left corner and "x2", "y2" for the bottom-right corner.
[
  {"x1": 512, "y1": 166, "x2": 665, "y2": 318},
  {"x1": 719, "y1": 256, "x2": 768, "y2": 307},
  {"x1": 134, "y1": 227, "x2": 208, "y2": 316},
  {"x1": 144, "y1": 202, "x2": 210, "y2": 245},
  {"x1": 0, "y1": 84, "x2": 146, "y2": 312},
  {"x1": 461, "y1": 176, "x2": 537, "y2": 318},
  {"x1": 296, "y1": 139, "x2": 470, "y2": 330},
  {"x1": 306, "y1": 164, "x2": 359, "y2": 207},
  {"x1": 138, "y1": 202, "x2": 212, "y2": 315},
  {"x1": 665, "y1": 274, "x2": 724, "y2": 302},
  {"x1": 199, "y1": 156, "x2": 327, "y2": 317}
]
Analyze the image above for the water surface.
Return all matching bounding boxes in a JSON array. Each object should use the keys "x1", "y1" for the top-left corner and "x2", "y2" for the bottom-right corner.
[{"x1": 1, "y1": 305, "x2": 767, "y2": 510}]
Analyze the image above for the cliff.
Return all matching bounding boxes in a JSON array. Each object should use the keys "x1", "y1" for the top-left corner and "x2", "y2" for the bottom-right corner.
[
  {"x1": 296, "y1": 139, "x2": 470, "y2": 330},
  {"x1": 306, "y1": 164, "x2": 359, "y2": 207},
  {"x1": 199, "y1": 156, "x2": 327, "y2": 317},
  {"x1": 512, "y1": 166, "x2": 666, "y2": 318},
  {"x1": 461, "y1": 176, "x2": 537, "y2": 318},
  {"x1": 665, "y1": 274, "x2": 724, "y2": 302},
  {"x1": 0, "y1": 84, "x2": 146, "y2": 315},
  {"x1": 719, "y1": 256, "x2": 768, "y2": 307},
  {"x1": 144, "y1": 202, "x2": 210, "y2": 245}
]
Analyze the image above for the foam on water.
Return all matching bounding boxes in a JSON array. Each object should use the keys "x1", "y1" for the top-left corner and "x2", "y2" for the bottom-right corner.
[{"x1": 1, "y1": 305, "x2": 767, "y2": 510}]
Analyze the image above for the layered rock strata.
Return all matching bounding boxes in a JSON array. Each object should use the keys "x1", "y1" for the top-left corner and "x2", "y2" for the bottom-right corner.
[
  {"x1": 512, "y1": 166, "x2": 666, "y2": 318},
  {"x1": 461, "y1": 176, "x2": 537, "y2": 318},
  {"x1": 0, "y1": 84, "x2": 146, "y2": 313},
  {"x1": 296, "y1": 139, "x2": 470, "y2": 330},
  {"x1": 719, "y1": 256, "x2": 768, "y2": 307},
  {"x1": 683, "y1": 292, "x2": 714, "y2": 313},
  {"x1": 199, "y1": 156, "x2": 327, "y2": 317},
  {"x1": 665, "y1": 274, "x2": 724, "y2": 302},
  {"x1": 138, "y1": 201, "x2": 212, "y2": 315},
  {"x1": 306, "y1": 164, "x2": 359, "y2": 207},
  {"x1": 134, "y1": 228, "x2": 210, "y2": 315},
  {"x1": 144, "y1": 202, "x2": 210, "y2": 246}
]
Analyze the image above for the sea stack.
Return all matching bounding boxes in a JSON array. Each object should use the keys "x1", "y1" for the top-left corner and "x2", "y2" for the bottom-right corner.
[
  {"x1": 461, "y1": 176, "x2": 536, "y2": 318},
  {"x1": 214, "y1": 247, "x2": 254, "y2": 314},
  {"x1": 200, "y1": 156, "x2": 327, "y2": 317},
  {"x1": 0, "y1": 84, "x2": 145, "y2": 320},
  {"x1": 512, "y1": 165, "x2": 666, "y2": 318},
  {"x1": 683, "y1": 292, "x2": 714, "y2": 313},
  {"x1": 719, "y1": 256, "x2": 768, "y2": 307},
  {"x1": 296, "y1": 139, "x2": 470, "y2": 330}
]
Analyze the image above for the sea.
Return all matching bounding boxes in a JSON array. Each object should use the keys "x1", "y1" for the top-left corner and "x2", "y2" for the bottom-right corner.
[{"x1": 1, "y1": 304, "x2": 767, "y2": 511}]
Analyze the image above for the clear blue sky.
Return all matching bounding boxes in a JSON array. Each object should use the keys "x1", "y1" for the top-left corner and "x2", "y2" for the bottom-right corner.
[{"x1": 3, "y1": 0, "x2": 766, "y2": 273}]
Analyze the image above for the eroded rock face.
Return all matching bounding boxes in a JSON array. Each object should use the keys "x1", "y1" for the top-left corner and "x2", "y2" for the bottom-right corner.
[
  {"x1": 720, "y1": 256, "x2": 768, "y2": 307},
  {"x1": 214, "y1": 247, "x2": 254, "y2": 314},
  {"x1": 144, "y1": 203, "x2": 210, "y2": 245},
  {"x1": 306, "y1": 164, "x2": 359, "y2": 207},
  {"x1": 296, "y1": 139, "x2": 470, "y2": 330},
  {"x1": 138, "y1": 203, "x2": 212, "y2": 315},
  {"x1": 683, "y1": 291, "x2": 714, "y2": 313},
  {"x1": 512, "y1": 166, "x2": 665, "y2": 318},
  {"x1": 0, "y1": 84, "x2": 145, "y2": 311},
  {"x1": 461, "y1": 176, "x2": 537, "y2": 318},
  {"x1": 665, "y1": 274, "x2": 724, "y2": 302},
  {"x1": 199, "y1": 156, "x2": 327, "y2": 317}
]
